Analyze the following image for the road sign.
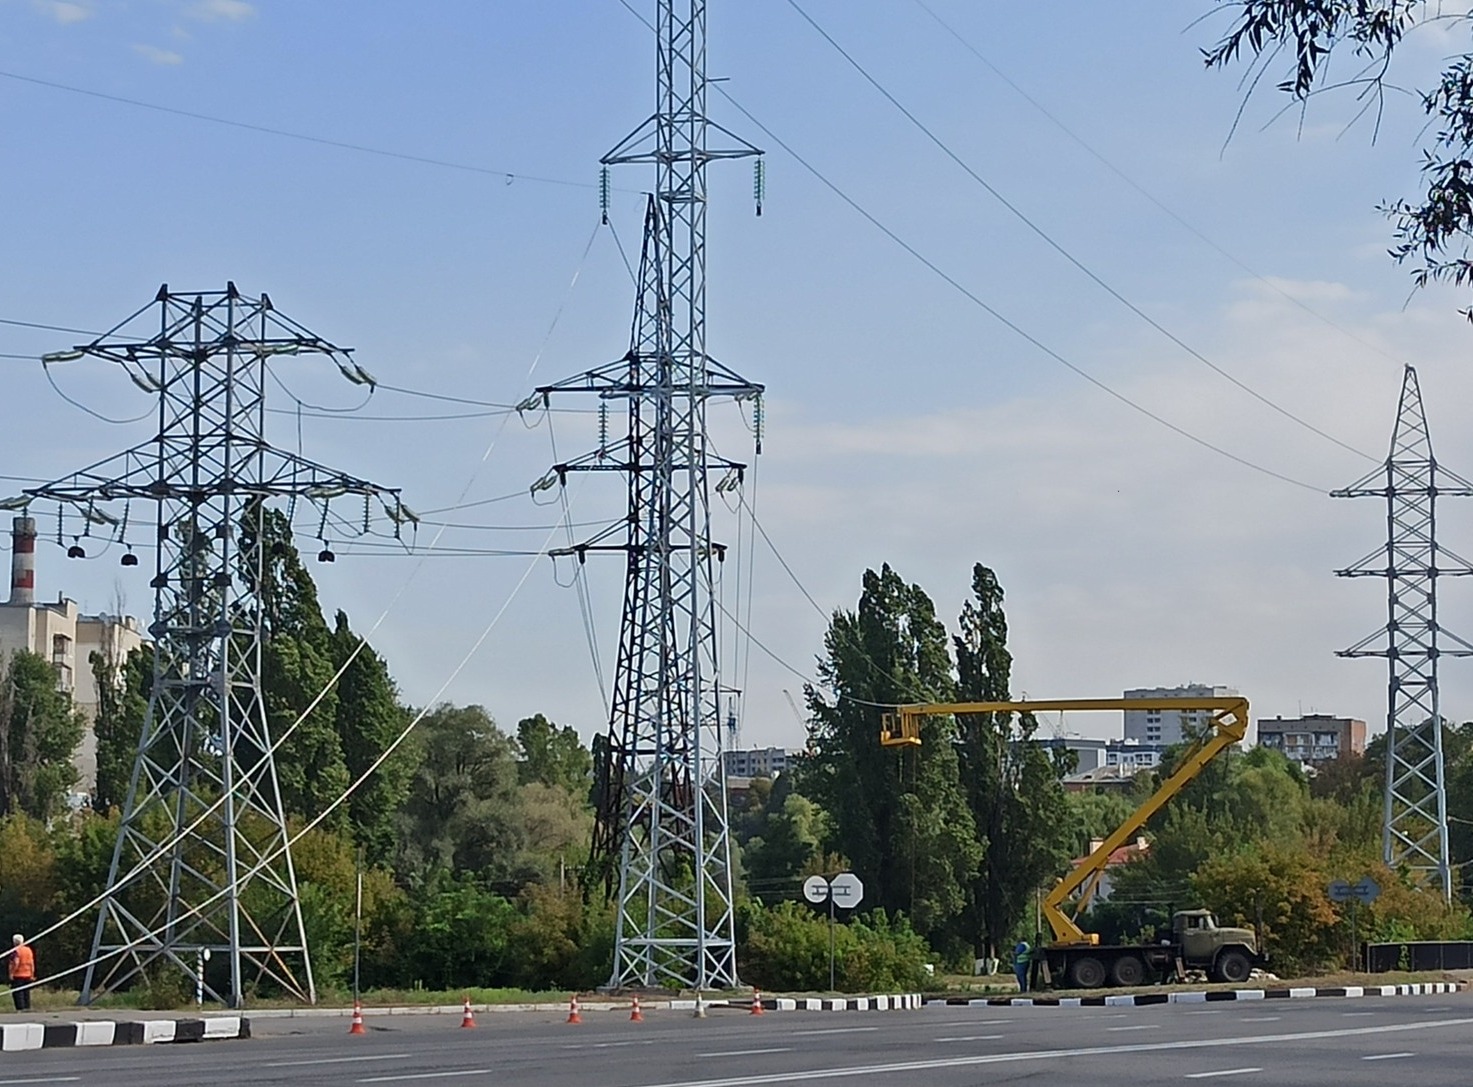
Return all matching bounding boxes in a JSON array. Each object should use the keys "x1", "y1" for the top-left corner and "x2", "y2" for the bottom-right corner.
[
  {"x1": 803, "y1": 875, "x2": 829, "y2": 904},
  {"x1": 829, "y1": 872, "x2": 864, "y2": 908},
  {"x1": 1328, "y1": 876, "x2": 1380, "y2": 905}
]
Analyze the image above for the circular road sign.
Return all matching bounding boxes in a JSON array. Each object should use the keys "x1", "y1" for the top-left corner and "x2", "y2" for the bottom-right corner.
[{"x1": 802, "y1": 875, "x2": 830, "y2": 904}]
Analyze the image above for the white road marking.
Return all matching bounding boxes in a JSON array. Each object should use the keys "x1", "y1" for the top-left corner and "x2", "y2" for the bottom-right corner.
[
  {"x1": 1107, "y1": 1024, "x2": 1159, "y2": 1031},
  {"x1": 1185, "y1": 1010, "x2": 1222, "y2": 1016},
  {"x1": 266, "y1": 1054, "x2": 411, "y2": 1067},
  {"x1": 789, "y1": 1026, "x2": 879, "y2": 1036},
  {"x1": 1185, "y1": 1070, "x2": 1261, "y2": 1080},
  {"x1": 359, "y1": 1072, "x2": 491, "y2": 1084},
  {"x1": 697, "y1": 1048, "x2": 793, "y2": 1058},
  {"x1": 1237, "y1": 1016, "x2": 1279, "y2": 1022},
  {"x1": 1362, "y1": 1052, "x2": 1415, "y2": 1061},
  {"x1": 934, "y1": 1035, "x2": 1004, "y2": 1043},
  {"x1": 0, "y1": 1079, "x2": 81, "y2": 1086},
  {"x1": 561, "y1": 1040, "x2": 658, "y2": 1050},
  {"x1": 1342, "y1": 1011, "x2": 1375, "y2": 1017},
  {"x1": 626, "y1": 1015, "x2": 1473, "y2": 1087}
]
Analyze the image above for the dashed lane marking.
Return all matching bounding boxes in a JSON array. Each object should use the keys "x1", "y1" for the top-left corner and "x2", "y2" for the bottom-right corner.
[
  {"x1": 788, "y1": 1027, "x2": 879, "y2": 1036},
  {"x1": 934, "y1": 1035, "x2": 1004, "y2": 1043},
  {"x1": 624, "y1": 1015, "x2": 1473, "y2": 1087},
  {"x1": 1362, "y1": 1052, "x2": 1415, "y2": 1061},
  {"x1": 0, "y1": 1079, "x2": 82, "y2": 1086},
  {"x1": 1184, "y1": 1070, "x2": 1261, "y2": 1079},
  {"x1": 697, "y1": 1049, "x2": 794, "y2": 1059},
  {"x1": 1107, "y1": 1024, "x2": 1159, "y2": 1031},
  {"x1": 359, "y1": 1072, "x2": 491, "y2": 1084},
  {"x1": 1237, "y1": 1017, "x2": 1279, "y2": 1023},
  {"x1": 266, "y1": 1055, "x2": 412, "y2": 1067}
]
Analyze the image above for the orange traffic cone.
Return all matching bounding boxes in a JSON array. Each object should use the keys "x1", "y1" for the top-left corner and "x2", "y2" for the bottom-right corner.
[
  {"x1": 349, "y1": 1000, "x2": 366, "y2": 1035},
  {"x1": 750, "y1": 988, "x2": 765, "y2": 1016},
  {"x1": 566, "y1": 994, "x2": 583, "y2": 1025},
  {"x1": 460, "y1": 995, "x2": 476, "y2": 1029},
  {"x1": 629, "y1": 993, "x2": 644, "y2": 1023}
]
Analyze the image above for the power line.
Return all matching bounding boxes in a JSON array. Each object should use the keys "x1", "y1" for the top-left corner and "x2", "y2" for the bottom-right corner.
[
  {"x1": 787, "y1": 0, "x2": 1374, "y2": 464},
  {"x1": 910, "y1": 0, "x2": 1407, "y2": 378},
  {"x1": 0, "y1": 69, "x2": 608, "y2": 192},
  {"x1": 709, "y1": 84, "x2": 1327, "y2": 494}
]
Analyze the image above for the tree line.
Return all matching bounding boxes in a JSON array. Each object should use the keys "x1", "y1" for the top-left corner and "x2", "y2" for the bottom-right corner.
[{"x1": 3, "y1": 536, "x2": 1472, "y2": 996}]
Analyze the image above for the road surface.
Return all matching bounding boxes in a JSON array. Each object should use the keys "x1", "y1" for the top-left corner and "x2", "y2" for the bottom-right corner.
[{"x1": 0, "y1": 992, "x2": 1467, "y2": 1085}]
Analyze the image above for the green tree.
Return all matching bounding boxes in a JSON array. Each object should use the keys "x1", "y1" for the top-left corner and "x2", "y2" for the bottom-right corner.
[
  {"x1": 90, "y1": 644, "x2": 150, "y2": 816},
  {"x1": 0, "y1": 650, "x2": 85, "y2": 820},
  {"x1": 396, "y1": 704, "x2": 524, "y2": 882},
  {"x1": 239, "y1": 504, "x2": 349, "y2": 824},
  {"x1": 1202, "y1": 2, "x2": 1473, "y2": 311},
  {"x1": 329, "y1": 611, "x2": 414, "y2": 865},
  {"x1": 744, "y1": 792, "x2": 831, "y2": 903},
  {"x1": 952, "y1": 563, "x2": 1075, "y2": 958},
  {"x1": 515, "y1": 714, "x2": 592, "y2": 796},
  {"x1": 801, "y1": 565, "x2": 980, "y2": 944}
]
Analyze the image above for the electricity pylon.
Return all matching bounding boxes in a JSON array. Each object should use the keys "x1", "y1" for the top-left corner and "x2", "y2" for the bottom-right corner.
[
  {"x1": 529, "y1": 0, "x2": 762, "y2": 989},
  {"x1": 25, "y1": 284, "x2": 406, "y2": 1006},
  {"x1": 1334, "y1": 365, "x2": 1473, "y2": 902}
]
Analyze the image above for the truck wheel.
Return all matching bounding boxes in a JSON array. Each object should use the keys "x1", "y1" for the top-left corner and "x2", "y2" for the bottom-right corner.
[
  {"x1": 1068, "y1": 956, "x2": 1106, "y2": 989},
  {"x1": 1110, "y1": 955, "x2": 1146, "y2": 987},
  {"x1": 1213, "y1": 950, "x2": 1252, "y2": 984}
]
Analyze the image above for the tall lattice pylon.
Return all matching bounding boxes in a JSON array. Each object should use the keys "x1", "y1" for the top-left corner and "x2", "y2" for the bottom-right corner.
[
  {"x1": 529, "y1": 0, "x2": 762, "y2": 990},
  {"x1": 1334, "y1": 365, "x2": 1473, "y2": 902},
  {"x1": 25, "y1": 284, "x2": 406, "y2": 1006}
]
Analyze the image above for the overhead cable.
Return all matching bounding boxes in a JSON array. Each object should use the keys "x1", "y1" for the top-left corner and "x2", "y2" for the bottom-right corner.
[{"x1": 788, "y1": 0, "x2": 1373, "y2": 464}]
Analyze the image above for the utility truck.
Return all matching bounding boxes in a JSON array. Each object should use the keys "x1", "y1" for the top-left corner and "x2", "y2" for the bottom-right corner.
[{"x1": 882, "y1": 696, "x2": 1266, "y2": 989}]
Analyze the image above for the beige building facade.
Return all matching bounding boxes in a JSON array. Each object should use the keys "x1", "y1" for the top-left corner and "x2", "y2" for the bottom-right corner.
[{"x1": 0, "y1": 515, "x2": 145, "y2": 797}]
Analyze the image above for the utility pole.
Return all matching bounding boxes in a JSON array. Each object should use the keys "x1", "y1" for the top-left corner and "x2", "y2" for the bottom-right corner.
[
  {"x1": 21, "y1": 284, "x2": 407, "y2": 1005},
  {"x1": 529, "y1": 0, "x2": 763, "y2": 989},
  {"x1": 1334, "y1": 365, "x2": 1472, "y2": 903}
]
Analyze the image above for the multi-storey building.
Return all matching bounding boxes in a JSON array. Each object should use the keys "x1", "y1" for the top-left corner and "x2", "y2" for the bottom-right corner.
[
  {"x1": 722, "y1": 746, "x2": 796, "y2": 779},
  {"x1": 0, "y1": 516, "x2": 145, "y2": 795},
  {"x1": 1256, "y1": 714, "x2": 1366, "y2": 767},
  {"x1": 1123, "y1": 683, "x2": 1239, "y2": 746}
]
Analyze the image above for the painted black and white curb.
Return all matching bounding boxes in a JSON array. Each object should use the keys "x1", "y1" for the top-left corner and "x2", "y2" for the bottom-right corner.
[
  {"x1": 926, "y1": 981, "x2": 1464, "y2": 1008},
  {"x1": 0, "y1": 1016, "x2": 250, "y2": 1051},
  {"x1": 756, "y1": 994, "x2": 924, "y2": 1012}
]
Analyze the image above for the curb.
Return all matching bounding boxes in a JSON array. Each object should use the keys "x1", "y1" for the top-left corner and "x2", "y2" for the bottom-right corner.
[
  {"x1": 926, "y1": 981, "x2": 1465, "y2": 1008},
  {"x1": 246, "y1": 993, "x2": 925, "y2": 1019},
  {"x1": 1, "y1": 1016, "x2": 250, "y2": 1051}
]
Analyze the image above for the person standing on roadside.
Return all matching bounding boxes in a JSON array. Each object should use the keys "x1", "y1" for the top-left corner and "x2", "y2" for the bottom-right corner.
[
  {"x1": 1012, "y1": 938, "x2": 1031, "y2": 993},
  {"x1": 7, "y1": 935, "x2": 35, "y2": 1011}
]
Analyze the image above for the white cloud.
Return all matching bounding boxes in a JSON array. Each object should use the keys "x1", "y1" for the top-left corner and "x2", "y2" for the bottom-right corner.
[
  {"x1": 32, "y1": 0, "x2": 91, "y2": 24},
  {"x1": 132, "y1": 42, "x2": 184, "y2": 65},
  {"x1": 187, "y1": 0, "x2": 255, "y2": 22}
]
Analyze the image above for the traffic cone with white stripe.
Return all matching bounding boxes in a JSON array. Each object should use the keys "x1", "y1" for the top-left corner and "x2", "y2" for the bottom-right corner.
[
  {"x1": 750, "y1": 987, "x2": 765, "y2": 1016},
  {"x1": 629, "y1": 993, "x2": 643, "y2": 1022},
  {"x1": 349, "y1": 1000, "x2": 366, "y2": 1035},
  {"x1": 567, "y1": 994, "x2": 582, "y2": 1024},
  {"x1": 460, "y1": 994, "x2": 476, "y2": 1029}
]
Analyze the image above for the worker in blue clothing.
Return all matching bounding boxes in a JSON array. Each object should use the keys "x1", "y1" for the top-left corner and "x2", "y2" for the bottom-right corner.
[{"x1": 1012, "y1": 939, "x2": 1031, "y2": 992}]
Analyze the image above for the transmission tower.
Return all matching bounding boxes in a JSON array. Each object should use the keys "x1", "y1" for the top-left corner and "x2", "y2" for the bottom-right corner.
[
  {"x1": 529, "y1": 0, "x2": 762, "y2": 989},
  {"x1": 22, "y1": 284, "x2": 407, "y2": 1006},
  {"x1": 1334, "y1": 364, "x2": 1473, "y2": 902}
]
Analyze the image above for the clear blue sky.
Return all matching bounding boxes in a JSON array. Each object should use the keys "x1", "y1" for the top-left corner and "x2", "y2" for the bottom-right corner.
[{"x1": 4, "y1": 1, "x2": 1473, "y2": 747}]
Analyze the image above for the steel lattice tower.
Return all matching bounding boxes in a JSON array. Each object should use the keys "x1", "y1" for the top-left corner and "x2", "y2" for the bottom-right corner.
[
  {"x1": 530, "y1": 0, "x2": 761, "y2": 989},
  {"x1": 25, "y1": 284, "x2": 405, "y2": 1006},
  {"x1": 1334, "y1": 365, "x2": 1473, "y2": 902}
]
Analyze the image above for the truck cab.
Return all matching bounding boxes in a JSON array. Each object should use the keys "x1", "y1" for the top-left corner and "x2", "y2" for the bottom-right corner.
[{"x1": 1172, "y1": 909, "x2": 1260, "y2": 983}]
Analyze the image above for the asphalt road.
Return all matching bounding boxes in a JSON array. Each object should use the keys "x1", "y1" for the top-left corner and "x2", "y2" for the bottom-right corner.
[{"x1": 0, "y1": 994, "x2": 1469, "y2": 1085}]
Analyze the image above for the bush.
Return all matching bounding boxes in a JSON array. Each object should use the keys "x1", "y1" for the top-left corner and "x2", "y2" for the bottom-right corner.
[{"x1": 738, "y1": 900, "x2": 932, "y2": 992}]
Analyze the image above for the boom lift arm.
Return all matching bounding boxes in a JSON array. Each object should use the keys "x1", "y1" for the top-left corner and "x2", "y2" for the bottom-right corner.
[{"x1": 881, "y1": 697, "x2": 1249, "y2": 946}]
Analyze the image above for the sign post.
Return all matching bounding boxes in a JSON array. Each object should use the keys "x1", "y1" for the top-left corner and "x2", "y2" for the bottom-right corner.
[
  {"x1": 801, "y1": 873, "x2": 864, "y2": 992},
  {"x1": 1328, "y1": 876, "x2": 1380, "y2": 971}
]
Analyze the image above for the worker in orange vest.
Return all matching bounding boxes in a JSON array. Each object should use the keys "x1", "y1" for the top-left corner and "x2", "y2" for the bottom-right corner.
[{"x1": 8, "y1": 935, "x2": 35, "y2": 1011}]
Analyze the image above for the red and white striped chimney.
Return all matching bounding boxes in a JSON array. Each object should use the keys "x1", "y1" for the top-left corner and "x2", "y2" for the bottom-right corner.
[{"x1": 9, "y1": 516, "x2": 36, "y2": 606}]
